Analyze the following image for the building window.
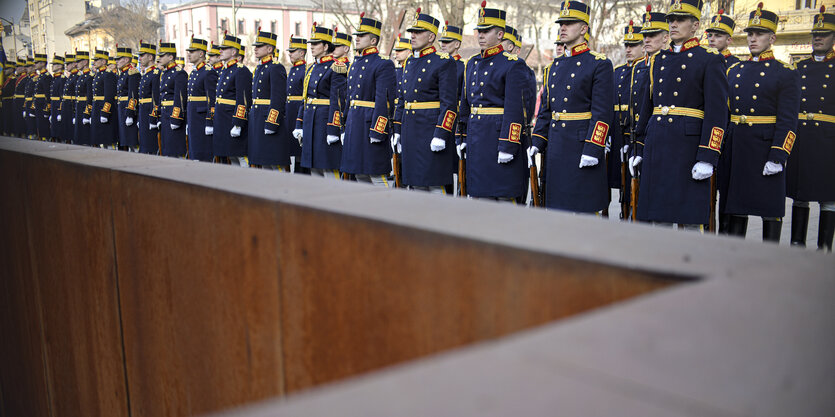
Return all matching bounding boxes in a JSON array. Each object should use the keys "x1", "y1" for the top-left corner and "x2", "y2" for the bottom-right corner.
[
  {"x1": 295, "y1": 22, "x2": 301, "y2": 36},
  {"x1": 198, "y1": 20, "x2": 202, "y2": 34},
  {"x1": 270, "y1": 20, "x2": 277, "y2": 33},
  {"x1": 238, "y1": 19, "x2": 245, "y2": 34},
  {"x1": 254, "y1": 19, "x2": 261, "y2": 33},
  {"x1": 221, "y1": 18, "x2": 228, "y2": 33}
]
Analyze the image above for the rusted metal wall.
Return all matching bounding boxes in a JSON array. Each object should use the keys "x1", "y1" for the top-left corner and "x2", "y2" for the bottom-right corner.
[{"x1": 0, "y1": 139, "x2": 677, "y2": 417}]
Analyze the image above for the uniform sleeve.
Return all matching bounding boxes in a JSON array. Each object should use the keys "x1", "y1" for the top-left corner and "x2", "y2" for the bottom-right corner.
[
  {"x1": 265, "y1": 64, "x2": 287, "y2": 131},
  {"x1": 85, "y1": 77, "x2": 94, "y2": 117},
  {"x1": 695, "y1": 52, "x2": 730, "y2": 166},
  {"x1": 456, "y1": 60, "x2": 471, "y2": 146},
  {"x1": 767, "y1": 67, "x2": 800, "y2": 164},
  {"x1": 102, "y1": 72, "x2": 117, "y2": 117},
  {"x1": 532, "y1": 64, "x2": 552, "y2": 150},
  {"x1": 581, "y1": 59, "x2": 614, "y2": 160},
  {"x1": 392, "y1": 66, "x2": 404, "y2": 136},
  {"x1": 327, "y1": 63, "x2": 347, "y2": 136},
  {"x1": 127, "y1": 73, "x2": 139, "y2": 119},
  {"x1": 368, "y1": 59, "x2": 395, "y2": 142},
  {"x1": 233, "y1": 67, "x2": 252, "y2": 124},
  {"x1": 498, "y1": 59, "x2": 525, "y2": 155},
  {"x1": 432, "y1": 57, "x2": 458, "y2": 142},
  {"x1": 169, "y1": 70, "x2": 186, "y2": 126},
  {"x1": 205, "y1": 69, "x2": 218, "y2": 122}
]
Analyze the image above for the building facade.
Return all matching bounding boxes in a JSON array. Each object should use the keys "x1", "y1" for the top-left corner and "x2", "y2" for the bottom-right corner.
[{"x1": 26, "y1": 0, "x2": 89, "y2": 57}]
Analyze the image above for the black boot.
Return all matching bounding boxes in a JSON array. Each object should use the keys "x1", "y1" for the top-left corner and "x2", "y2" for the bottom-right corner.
[
  {"x1": 762, "y1": 218, "x2": 782, "y2": 243},
  {"x1": 727, "y1": 215, "x2": 748, "y2": 238},
  {"x1": 790, "y1": 206, "x2": 810, "y2": 247},
  {"x1": 818, "y1": 211, "x2": 835, "y2": 252},
  {"x1": 718, "y1": 213, "x2": 732, "y2": 235}
]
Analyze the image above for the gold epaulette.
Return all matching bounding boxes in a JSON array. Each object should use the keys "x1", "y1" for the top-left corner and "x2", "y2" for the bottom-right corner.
[
  {"x1": 438, "y1": 52, "x2": 450, "y2": 59},
  {"x1": 726, "y1": 61, "x2": 741, "y2": 76},
  {"x1": 237, "y1": 63, "x2": 244, "y2": 67},
  {"x1": 129, "y1": 68, "x2": 139, "y2": 75},
  {"x1": 701, "y1": 45, "x2": 720, "y2": 55},
  {"x1": 779, "y1": 60, "x2": 796, "y2": 70},
  {"x1": 503, "y1": 52, "x2": 519, "y2": 60},
  {"x1": 590, "y1": 51, "x2": 607, "y2": 60},
  {"x1": 331, "y1": 61, "x2": 347, "y2": 74},
  {"x1": 614, "y1": 63, "x2": 626, "y2": 70}
]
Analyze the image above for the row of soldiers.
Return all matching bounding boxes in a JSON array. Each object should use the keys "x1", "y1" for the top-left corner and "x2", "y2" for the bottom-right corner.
[{"x1": 0, "y1": 0, "x2": 832, "y2": 251}]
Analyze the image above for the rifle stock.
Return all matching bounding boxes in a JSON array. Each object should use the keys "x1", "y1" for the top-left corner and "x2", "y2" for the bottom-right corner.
[{"x1": 709, "y1": 174, "x2": 717, "y2": 232}]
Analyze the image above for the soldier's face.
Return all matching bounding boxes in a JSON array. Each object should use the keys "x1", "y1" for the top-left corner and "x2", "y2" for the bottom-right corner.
[
  {"x1": 395, "y1": 49, "x2": 410, "y2": 62},
  {"x1": 219, "y1": 47, "x2": 236, "y2": 61},
  {"x1": 746, "y1": 29, "x2": 775, "y2": 56},
  {"x1": 500, "y1": 39, "x2": 514, "y2": 52},
  {"x1": 558, "y1": 21, "x2": 586, "y2": 45},
  {"x1": 667, "y1": 16, "x2": 699, "y2": 44},
  {"x1": 706, "y1": 31, "x2": 731, "y2": 51},
  {"x1": 643, "y1": 31, "x2": 668, "y2": 55},
  {"x1": 52, "y1": 64, "x2": 63, "y2": 73},
  {"x1": 309, "y1": 41, "x2": 326, "y2": 58},
  {"x1": 254, "y1": 44, "x2": 272, "y2": 59},
  {"x1": 117, "y1": 57, "x2": 131, "y2": 68},
  {"x1": 139, "y1": 53, "x2": 153, "y2": 67},
  {"x1": 288, "y1": 49, "x2": 306, "y2": 62},
  {"x1": 208, "y1": 54, "x2": 220, "y2": 65},
  {"x1": 477, "y1": 27, "x2": 503, "y2": 49},
  {"x1": 624, "y1": 42, "x2": 643, "y2": 61},
  {"x1": 158, "y1": 54, "x2": 173, "y2": 66},
  {"x1": 812, "y1": 32, "x2": 835, "y2": 55},
  {"x1": 554, "y1": 44, "x2": 565, "y2": 56},
  {"x1": 187, "y1": 50, "x2": 204, "y2": 64},
  {"x1": 333, "y1": 45, "x2": 349, "y2": 58},
  {"x1": 439, "y1": 40, "x2": 460, "y2": 53},
  {"x1": 354, "y1": 33, "x2": 376, "y2": 51},
  {"x1": 409, "y1": 29, "x2": 434, "y2": 51}
]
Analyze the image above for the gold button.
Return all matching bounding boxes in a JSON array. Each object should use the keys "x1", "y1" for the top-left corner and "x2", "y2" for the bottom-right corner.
[
  {"x1": 752, "y1": 95, "x2": 757, "y2": 100},
  {"x1": 566, "y1": 85, "x2": 571, "y2": 90},
  {"x1": 687, "y1": 53, "x2": 693, "y2": 58},
  {"x1": 571, "y1": 73, "x2": 575, "y2": 77},
  {"x1": 563, "y1": 97, "x2": 568, "y2": 102},
  {"x1": 681, "y1": 64, "x2": 686, "y2": 69},
  {"x1": 755, "y1": 83, "x2": 760, "y2": 87},
  {"x1": 659, "y1": 78, "x2": 663, "y2": 83},
  {"x1": 657, "y1": 116, "x2": 661, "y2": 121},
  {"x1": 576, "y1": 62, "x2": 581, "y2": 66},
  {"x1": 676, "y1": 77, "x2": 681, "y2": 82},
  {"x1": 750, "y1": 108, "x2": 755, "y2": 113},
  {"x1": 561, "y1": 122, "x2": 566, "y2": 127},
  {"x1": 760, "y1": 72, "x2": 765, "y2": 76},
  {"x1": 673, "y1": 92, "x2": 678, "y2": 96}
]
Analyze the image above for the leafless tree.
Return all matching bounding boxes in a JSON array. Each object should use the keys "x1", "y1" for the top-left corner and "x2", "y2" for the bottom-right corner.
[{"x1": 98, "y1": 0, "x2": 161, "y2": 50}]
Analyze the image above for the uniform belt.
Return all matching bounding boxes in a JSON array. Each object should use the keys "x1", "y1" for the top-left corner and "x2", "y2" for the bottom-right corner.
[
  {"x1": 216, "y1": 98, "x2": 236, "y2": 105},
  {"x1": 798, "y1": 112, "x2": 835, "y2": 124},
  {"x1": 252, "y1": 98, "x2": 271, "y2": 105},
  {"x1": 35, "y1": 94, "x2": 46, "y2": 98},
  {"x1": 118, "y1": 96, "x2": 129, "y2": 101},
  {"x1": 287, "y1": 95, "x2": 304, "y2": 102},
  {"x1": 614, "y1": 104, "x2": 629, "y2": 112},
  {"x1": 404, "y1": 101, "x2": 440, "y2": 110},
  {"x1": 139, "y1": 98, "x2": 153, "y2": 104},
  {"x1": 14, "y1": 94, "x2": 24, "y2": 98},
  {"x1": 51, "y1": 97, "x2": 61, "y2": 101},
  {"x1": 305, "y1": 98, "x2": 330, "y2": 105},
  {"x1": 651, "y1": 106, "x2": 704, "y2": 119},
  {"x1": 730, "y1": 115, "x2": 776, "y2": 124},
  {"x1": 350, "y1": 99, "x2": 375, "y2": 108},
  {"x1": 93, "y1": 96, "x2": 107, "y2": 101},
  {"x1": 161, "y1": 100, "x2": 175, "y2": 106},
  {"x1": 188, "y1": 96, "x2": 207, "y2": 102},
  {"x1": 24, "y1": 97, "x2": 32, "y2": 101},
  {"x1": 76, "y1": 97, "x2": 87, "y2": 101},
  {"x1": 62, "y1": 95, "x2": 75, "y2": 100},
  {"x1": 551, "y1": 111, "x2": 593, "y2": 121},
  {"x1": 470, "y1": 107, "x2": 504, "y2": 115}
]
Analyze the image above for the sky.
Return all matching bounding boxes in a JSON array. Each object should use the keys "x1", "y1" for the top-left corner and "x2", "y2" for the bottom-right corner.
[{"x1": 0, "y1": 0, "x2": 26, "y2": 26}]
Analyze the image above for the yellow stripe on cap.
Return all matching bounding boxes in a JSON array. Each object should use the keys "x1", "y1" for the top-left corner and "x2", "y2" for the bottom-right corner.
[{"x1": 256, "y1": 36, "x2": 277, "y2": 47}]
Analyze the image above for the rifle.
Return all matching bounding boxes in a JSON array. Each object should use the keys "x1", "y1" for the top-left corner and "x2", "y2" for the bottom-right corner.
[
  {"x1": 522, "y1": 90, "x2": 540, "y2": 207},
  {"x1": 709, "y1": 174, "x2": 717, "y2": 232},
  {"x1": 387, "y1": 11, "x2": 407, "y2": 188},
  {"x1": 457, "y1": 120, "x2": 466, "y2": 196}
]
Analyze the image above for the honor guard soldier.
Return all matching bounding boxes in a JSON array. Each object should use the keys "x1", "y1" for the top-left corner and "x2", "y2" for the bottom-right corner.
[
  {"x1": 208, "y1": 42, "x2": 222, "y2": 68},
  {"x1": 333, "y1": 30, "x2": 352, "y2": 63},
  {"x1": 787, "y1": 6, "x2": 835, "y2": 251},
  {"x1": 33, "y1": 53, "x2": 53, "y2": 141},
  {"x1": 48, "y1": 54, "x2": 65, "y2": 141},
  {"x1": 722, "y1": 4, "x2": 800, "y2": 242},
  {"x1": 175, "y1": 57, "x2": 185, "y2": 71},
  {"x1": 137, "y1": 42, "x2": 160, "y2": 154},
  {"x1": 13, "y1": 59, "x2": 29, "y2": 138},
  {"x1": 185, "y1": 37, "x2": 215, "y2": 161},
  {"x1": 1, "y1": 60, "x2": 15, "y2": 136},
  {"x1": 456, "y1": 1, "x2": 529, "y2": 201},
  {"x1": 74, "y1": 51, "x2": 94, "y2": 146},
  {"x1": 157, "y1": 42, "x2": 187, "y2": 157},
  {"x1": 341, "y1": 14, "x2": 396, "y2": 186},
  {"x1": 291, "y1": 23, "x2": 347, "y2": 178},
  {"x1": 286, "y1": 36, "x2": 308, "y2": 173},
  {"x1": 392, "y1": 34, "x2": 411, "y2": 86},
  {"x1": 530, "y1": 1, "x2": 614, "y2": 213},
  {"x1": 90, "y1": 49, "x2": 118, "y2": 148},
  {"x1": 631, "y1": 0, "x2": 728, "y2": 229},
  {"x1": 248, "y1": 29, "x2": 291, "y2": 170},
  {"x1": 502, "y1": 25, "x2": 538, "y2": 203},
  {"x1": 391, "y1": 10, "x2": 457, "y2": 193},
  {"x1": 439, "y1": 21, "x2": 465, "y2": 98},
  {"x1": 115, "y1": 46, "x2": 140, "y2": 151},
  {"x1": 59, "y1": 54, "x2": 78, "y2": 143},
  {"x1": 214, "y1": 32, "x2": 252, "y2": 166},
  {"x1": 614, "y1": 20, "x2": 644, "y2": 218},
  {"x1": 203, "y1": 42, "x2": 222, "y2": 159},
  {"x1": 554, "y1": 35, "x2": 566, "y2": 57},
  {"x1": 23, "y1": 57, "x2": 37, "y2": 139}
]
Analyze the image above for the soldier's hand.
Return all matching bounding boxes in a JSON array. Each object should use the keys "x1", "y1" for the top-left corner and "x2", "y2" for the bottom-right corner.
[
  {"x1": 763, "y1": 161, "x2": 783, "y2": 176},
  {"x1": 456, "y1": 143, "x2": 466, "y2": 159},
  {"x1": 629, "y1": 155, "x2": 642, "y2": 177},
  {"x1": 29, "y1": 112, "x2": 35, "y2": 118},
  {"x1": 264, "y1": 128, "x2": 276, "y2": 135},
  {"x1": 579, "y1": 154, "x2": 599, "y2": 168},
  {"x1": 691, "y1": 161, "x2": 714, "y2": 181},
  {"x1": 230, "y1": 125, "x2": 242, "y2": 138},
  {"x1": 497, "y1": 151, "x2": 514, "y2": 164},
  {"x1": 340, "y1": 133, "x2": 345, "y2": 145},
  {"x1": 82, "y1": 118, "x2": 91, "y2": 125},
  {"x1": 391, "y1": 133, "x2": 400, "y2": 153},
  {"x1": 49, "y1": 115, "x2": 52, "y2": 123},
  {"x1": 604, "y1": 137, "x2": 612, "y2": 155},
  {"x1": 369, "y1": 136, "x2": 382, "y2": 144},
  {"x1": 23, "y1": 111, "x2": 26, "y2": 118},
  {"x1": 57, "y1": 115, "x2": 62, "y2": 122},
  {"x1": 124, "y1": 116, "x2": 133, "y2": 126},
  {"x1": 292, "y1": 128, "x2": 303, "y2": 143},
  {"x1": 205, "y1": 126, "x2": 214, "y2": 135},
  {"x1": 101, "y1": 116, "x2": 109, "y2": 124},
  {"x1": 527, "y1": 146, "x2": 539, "y2": 168},
  {"x1": 72, "y1": 117, "x2": 76, "y2": 125},
  {"x1": 620, "y1": 144, "x2": 629, "y2": 163},
  {"x1": 150, "y1": 122, "x2": 158, "y2": 130},
  {"x1": 171, "y1": 123, "x2": 181, "y2": 130},
  {"x1": 326, "y1": 134, "x2": 340, "y2": 145},
  {"x1": 430, "y1": 138, "x2": 446, "y2": 152}
]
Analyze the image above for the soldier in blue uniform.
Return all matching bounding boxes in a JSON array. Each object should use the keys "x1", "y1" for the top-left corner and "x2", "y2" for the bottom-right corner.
[
  {"x1": 439, "y1": 21, "x2": 465, "y2": 99},
  {"x1": 333, "y1": 30, "x2": 352, "y2": 64},
  {"x1": 248, "y1": 29, "x2": 290, "y2": 170},
  {"x1": 787, "y1": 6, "x2": 835, "y2": 251},
  {"x1": 614, "y1": 21, "x2": 643, "y2": 218},
  {"x1": 502, "y1": 25, "x2": 537, "y2": 204},
  {"x1": 91, "y1": 49, "x2": 118, "y2": 148},
  {"x1": 74, "y1": 51, "x2": 94, "y2": 146},
  {"x1": 59, "y1": 54, "x2": 78, "y2": 143},
  {"x1": 213, "y1": 33, "x2": 252, "y2": 166},
  {"x1": 456, "y1": 1, "x2": 528, "y2": 201},
  {"x1": 341, "y1": 14, "x2": 396, "y2": 186},
  {"x1": 292, "y1": 24, "x2": 347, "y2": 178},
  {"x1": 285, "y1": 36, "x2": 308, "y2": 173},
  {"x1": 32, "y1": 53, "x2": 52, "y2": 141},
  {"x1": 23, "y1": 57, "x2": 38, "y2": 139},
  {"x1": 185, "y1": 37, "x2": 214, "y2": 161},
  {"x1": 631, "y1": 0, "x2": 728, "y2": 229},
  {"x1": 137, "y1": 42, "x2": 160, "y2": 154},
  {"x1": 628, "y1": 6, "x2": 668, "y2": 165},
  {"x1": 13, "y1": 59, "x2": 30, "y2": 138},
  {"x1": 157, "y1": 42, "x2": 187, "y2": 157},
  {"x1": 391, "y1": 10, "x2": 457, "y2": 193},
  {"x1": 115, "y1": 46, "x2": 139, "y2": 151},
  {"x1": 530, "y1": 1, "x2": 614, "y2": 213},
  {"x1": 1, "y1": 61, "x2": 16, "y2": 136},
  {"x1": 204, "y1": 42, "x2": 222, "y2": 160},
  {"x1": 392, "y1": 34, "x2": 411, "y2": 86},
  {"x1": 48, "y1": 54, "x2": 65, "y2": 142},
  {"x1": 723, "y1": 4, "x2": 800, "y2": 242}
]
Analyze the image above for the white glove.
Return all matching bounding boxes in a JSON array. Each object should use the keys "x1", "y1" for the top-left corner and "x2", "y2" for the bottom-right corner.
[
  {"x1": 327, "y1": 134, "x2": 340, "y2": 144},
  {"x1": 620, "y1": 144, "x2": 629, "y2": 163},
  {"x1": 72, "y1": 117, "x2": 76, "y2": 125},
  {"x1": 340, "y1": 132, "x2": 345, "y2": 145},
  {"x1": 763, "y1": 161, "x2": 783, "y2": 176},
  {"x1": 150, "y1": 122, "x2": 158, "y2": 130},
  {"x1": 579, "y1": 154, "x2": 599, "y2": 168},
  {"x1": 369, "y1": 136, "x2": 382, "y2": 143},
  {"x1": 691, "y1": 161, "x2": 714, "y2": 180},
  {"x1": 156, "y1": 121, "x2": 161, "y2": 130},
  {"x1": 124, "y1": 116, "x2": 132, "y2": 126},
  {"x1": 57, "y1": 115, "x2": 62, "y2": 122},
  {"x1": 629, "y1": 155, "x2": 642, "y2": 177},
  {"x1": 527, "y1": 146, "x2": 539, "y2": 168},
  {"x1": 230, "y1": 125, "x2": 241, "y2": 138},
  {"x1": 604, "y1": 136, "x2": 612, "y2": 155},
  {"x1": 457, "y1": 143, "x2": 466, "y2": 159},
  {"x1": 265, "y1": 128, "x2": 276, "y2": 135},
  {"x1": 498, "y1": 151, "x2": 514, "y2": 164},
  {"x1": 292, "y1": 128, "x2": 303, "y2": 143},
  {"x1": 391, "y1": 133, "x2": 400, "y2": 152},
  {"x1": 205, "y1": 126, "x2": 214, "y2": 135},
  {"x1": 101, "y1": 116, "x2": 108, "y2": 124},
  {"x1": 23, "y1": 111, "x2": 26, "y2": 118},
  {"x1": 82, "y1": 118, "x2": 90, "y2": 125},
  {"x1": 171, "y1": 123, "x2": 181, "y2": 130},
  {"x1": 29, "y1": 112, "x2": 35, "y2": 117},
  {"x1": 186, "y1": 124, "x2": 189, "y2": 132},
  {"x1": 430, "y1": 137, "x2": 445, "y2": 152},
  {"x1": 49, "y1": 115, "x2": 52, "y2": 123}
]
